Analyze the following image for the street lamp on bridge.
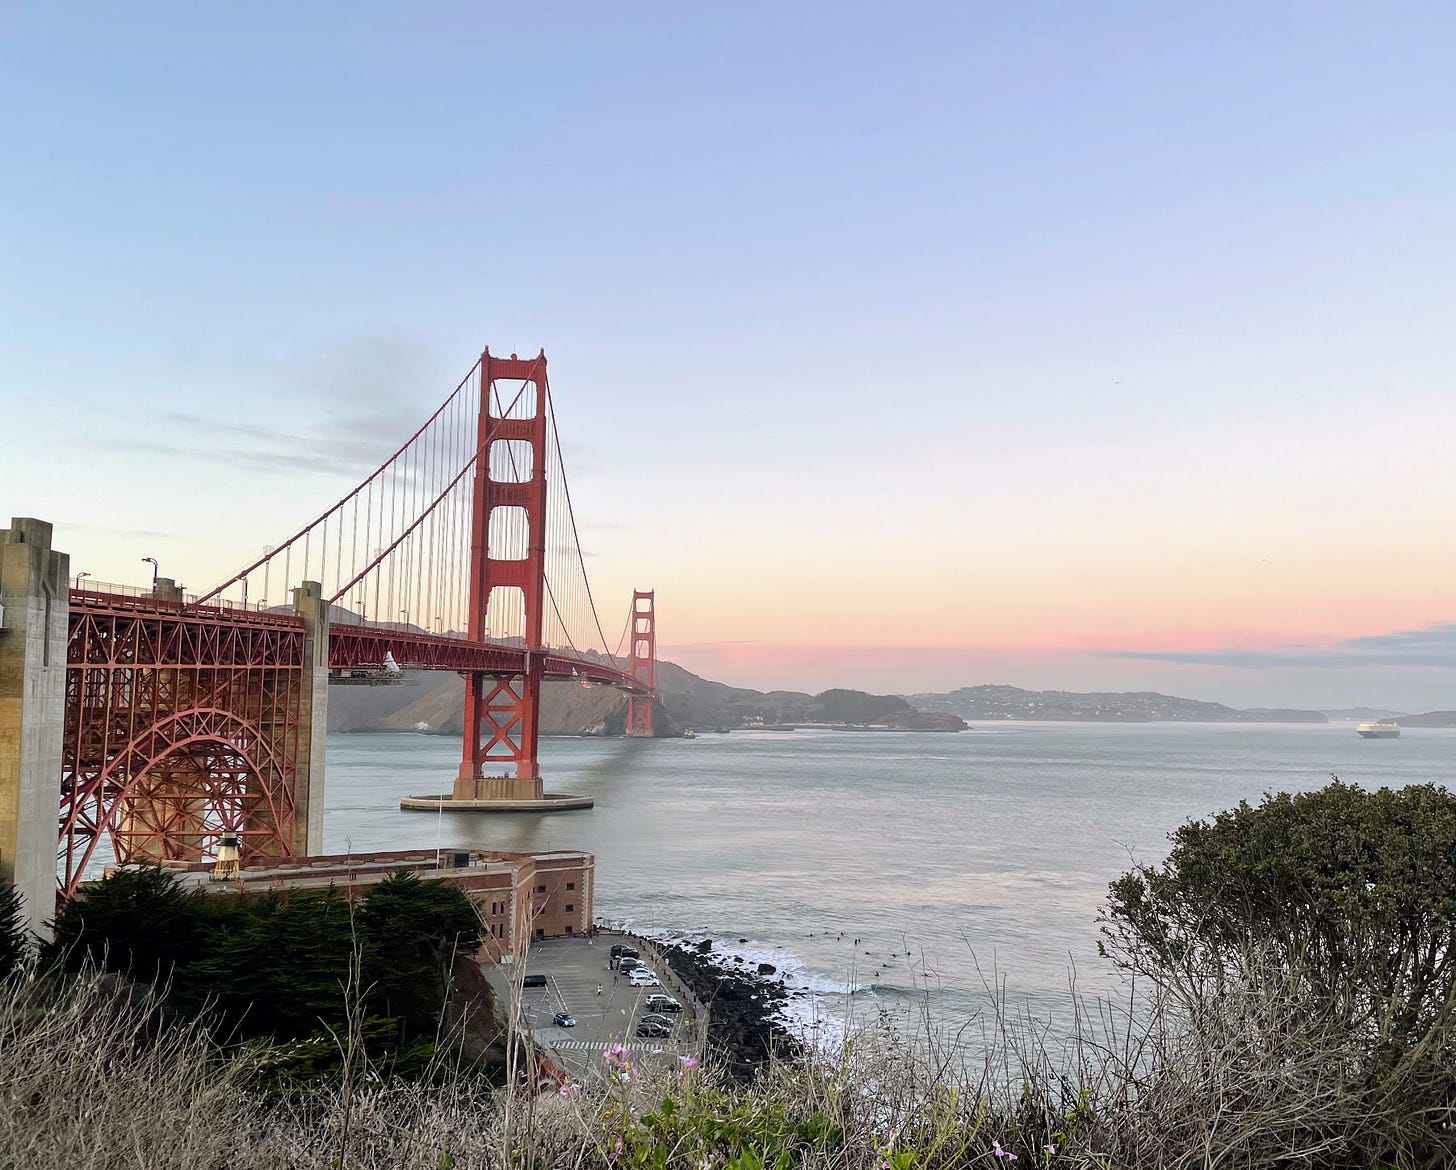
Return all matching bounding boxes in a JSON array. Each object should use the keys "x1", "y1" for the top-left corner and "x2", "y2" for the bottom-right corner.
[
  {"x1": 141, "y1": 557, "x2": 159, "y2": 587},
  {"x1": 75, "y1": 571, "x2": 90, "y2": 589}
]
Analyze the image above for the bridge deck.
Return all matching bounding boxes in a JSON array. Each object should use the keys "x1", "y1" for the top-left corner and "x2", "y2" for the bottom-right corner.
[{"x1": 69, "y1": 588, "x2": 644, "y2": 690}]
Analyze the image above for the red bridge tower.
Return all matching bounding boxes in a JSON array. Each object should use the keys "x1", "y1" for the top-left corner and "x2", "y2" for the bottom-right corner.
[
  {"x1": 456, "y1": 349, "x2": 550, "y2": 800},
  {"x1": 625, "y1": 590, "x2": 656, "y2": 737}
]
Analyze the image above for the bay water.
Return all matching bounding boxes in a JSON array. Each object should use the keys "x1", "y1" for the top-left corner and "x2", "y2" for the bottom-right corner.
[{"x1": 324, "y1": 723, "x2": 1455, "y2": 1040}]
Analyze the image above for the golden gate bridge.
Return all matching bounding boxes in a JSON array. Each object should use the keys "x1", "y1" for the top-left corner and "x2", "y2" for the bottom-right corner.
[{"x1": 0, "y1": 347, "x2": 659, "y2": 924}]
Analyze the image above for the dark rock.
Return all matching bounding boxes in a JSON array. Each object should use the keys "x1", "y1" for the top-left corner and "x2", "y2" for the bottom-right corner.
[
  {"x1": 697, "y1": 939, "x2": 713, "y2": 952},
  {"x1": 757, "y1": 962, "x2": 777, "y2": 976},
  {"x1": 657, "y1": 941, "x2": 801, "y2": 1086}
]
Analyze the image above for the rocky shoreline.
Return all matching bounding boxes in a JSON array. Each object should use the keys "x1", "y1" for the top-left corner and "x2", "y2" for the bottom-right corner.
[{"x1": 618, "y1": 933, "x2": 802, "y2": 1083}]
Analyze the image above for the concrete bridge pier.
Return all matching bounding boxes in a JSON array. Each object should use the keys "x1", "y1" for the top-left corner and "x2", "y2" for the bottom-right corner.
[
  {"x1": 0, "y1": 519, "x2": 69, "y2": 938},
  {"x1": 293, "y1": 580, "x2": 329, "y2": 856}
]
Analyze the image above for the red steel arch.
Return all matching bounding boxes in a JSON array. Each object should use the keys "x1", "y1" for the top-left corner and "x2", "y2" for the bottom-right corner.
[
  {"x1": 61, "y1": 594, "x2": 304, "y2": 895},
  {"x1": 59, "y1": 707, "x2": 294, "y2": 894}
]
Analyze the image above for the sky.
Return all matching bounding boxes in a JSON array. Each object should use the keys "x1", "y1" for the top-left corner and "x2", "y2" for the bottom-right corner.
[{"x1": 2, "y1": 3, "x2": 1453, "y2": 710}]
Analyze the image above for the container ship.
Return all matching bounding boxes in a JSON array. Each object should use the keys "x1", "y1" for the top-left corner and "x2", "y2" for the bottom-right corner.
[{"x1": 1356, "y1": 721, "x2": 1401, "y2": 739}]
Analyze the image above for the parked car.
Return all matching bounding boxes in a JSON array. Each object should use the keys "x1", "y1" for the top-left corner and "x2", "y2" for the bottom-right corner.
[
  {"x1": 644, "y1": 994, "x2": 682, "y2": 1013},
  {"x1": 640, "y1": 1013, "x2": 673, "y2": 1028},
  {"x1": 630, "y1": 972, "x2": 660, "y2": 987},
  {"x1": 618, "y1": 957, "x2": 642, "y2": 971},
  {"x1": 610, "y1": 945, "x2": 640, "y2": 959},
  {"x1": 553, "y1": 1012, "x2": 575, "y2": 1028},
  {"x1": 636, "y1": 1019, "x2": 671, "y2": 1038},
  {"x1": 522, "y1": 974, "x2": 547, "y2": 988}
]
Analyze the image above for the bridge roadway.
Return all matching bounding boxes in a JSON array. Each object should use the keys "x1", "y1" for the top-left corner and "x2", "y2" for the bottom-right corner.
[
  {"x1": 50, "y1": 581, "x2": 650, "y2": 901},
  {"x1": 69, "y1": 585, "x2": 647, "y2": 689}
]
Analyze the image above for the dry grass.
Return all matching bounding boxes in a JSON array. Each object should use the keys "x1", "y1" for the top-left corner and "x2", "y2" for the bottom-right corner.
[{"x1": 2, "y1": 954, "x2": 1453, "y2": 1170}]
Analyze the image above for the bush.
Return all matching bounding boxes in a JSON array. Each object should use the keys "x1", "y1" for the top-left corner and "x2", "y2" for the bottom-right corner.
[
  {"x1": 48, "y1": 866, "x2": 486, "y2": 1079},
  {"x1": 1103, "y1": 778, "x2": 1456, "y2": 1165},
  {"x1": 47, "y1": 864, "x2": 221, "y2": 980},
  {"x1": 360, "y1": 870, "x2": 481, "y2": 1038}
]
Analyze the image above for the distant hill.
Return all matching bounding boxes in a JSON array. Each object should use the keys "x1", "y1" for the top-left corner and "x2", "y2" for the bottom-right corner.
[
  {"x1": 904, "y1": 684, "x2": 1327, "y2": 724},
  {"x1": 1398, "y1": 711, "x2": 1456, "y2": 728},
  {"x1": 327, "y1": 656, "x2": 965, "y2": 736},
  {"x1": 1322, "y1": 707, "x2": 1410, "y2": 721}
]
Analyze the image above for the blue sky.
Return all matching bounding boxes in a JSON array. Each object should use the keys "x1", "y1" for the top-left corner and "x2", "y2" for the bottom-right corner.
[{"x1": 3, "y1": 3, "x2": 1454, "y2": 708}]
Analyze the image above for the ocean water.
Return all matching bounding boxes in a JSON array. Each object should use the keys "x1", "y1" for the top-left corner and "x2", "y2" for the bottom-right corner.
[{"x1": 323, "y1": 723, "x2": 1456, "y2": 1039}]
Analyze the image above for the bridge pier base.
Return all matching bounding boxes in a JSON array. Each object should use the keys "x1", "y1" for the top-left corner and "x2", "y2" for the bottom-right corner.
[
  {"x1": 400, "y1": 791, "x2": 593, "y2": 813},
  {"x1": 454, "y1": 776, "x2": 546, "y2": 802},
  {"x1": 0, "y1": 519, "x2": 69, "y2": 938}
]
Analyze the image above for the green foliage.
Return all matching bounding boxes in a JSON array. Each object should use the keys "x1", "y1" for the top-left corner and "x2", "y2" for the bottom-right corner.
[
  {"x1": 48, "y1": 864, "x2": 226, "y2": 980},
  {"x1": 1104, "y1": 780, "x2": 1456, "y2": 1045},
  {"x1": 628, "y1": 1084, "x2": 843, "y2": 1169},
  {"x1": 0, "y1": 880, "x2": 30, "y2": 980},
  {"x1": 360, "y1": 870, "x2": 481, "y2": 1037},
  {"x1": 249, "y1": 1016, "x2": 438, "y2": 1088},
  {"x1": 48, "y1": 865, "x2": 484, "y2": 1082},
  {"x1": 1104, "y1": 779, "x2": 1456, "y2": 1165},
  {"x1": 182, "y1": 888, "x2": 358, "y2": 1039}
]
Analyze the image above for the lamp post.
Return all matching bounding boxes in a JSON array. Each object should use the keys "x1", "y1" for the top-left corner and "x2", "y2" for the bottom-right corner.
[
  {"x1": 141, "y1": 557, "x2": 159, "y2": 587},
  {"x1": 75, "y1": 571, "x2": 90, "y2": 589},
  {"x1": 400, "y1": 609, "x2": 410, "y2": 630}
]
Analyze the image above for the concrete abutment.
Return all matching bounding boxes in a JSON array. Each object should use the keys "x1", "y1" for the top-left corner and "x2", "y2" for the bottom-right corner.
[{"x1": 0, "y1": 519, "x2": 69, "y2": 938}]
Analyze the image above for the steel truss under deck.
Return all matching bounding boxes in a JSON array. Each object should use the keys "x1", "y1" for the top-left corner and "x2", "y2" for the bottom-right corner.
[{"x1": 60, "y1": 597, "x2": 304, "y2": 895}]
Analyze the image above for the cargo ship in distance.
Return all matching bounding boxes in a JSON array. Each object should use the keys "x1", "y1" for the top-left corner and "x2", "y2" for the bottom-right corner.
[{"x1": 1356, "y1": 721, "x2": 1401, "y2": 739}]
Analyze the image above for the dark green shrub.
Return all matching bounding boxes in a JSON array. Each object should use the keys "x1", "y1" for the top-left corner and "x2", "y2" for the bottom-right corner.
[
  {"x1": 360, "y1": 870, "x2": 481, "y2": 1039},
  {"x1": 0, "y1": 880, "x2": 30, "y2": 980},
  {"x1": 48, "y1": 864, "x2": 217, "y2": 981}
]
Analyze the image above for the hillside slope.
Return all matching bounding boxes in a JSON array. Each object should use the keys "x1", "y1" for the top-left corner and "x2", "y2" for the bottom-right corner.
[{"x1": 326, "y1": 659, "x2": 962, "y2": 735}]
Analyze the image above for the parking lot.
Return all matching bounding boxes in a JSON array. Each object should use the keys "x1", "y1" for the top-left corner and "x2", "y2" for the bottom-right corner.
[{"x1": 486, "y1": 933, "x2": 705, "y2": 1079}]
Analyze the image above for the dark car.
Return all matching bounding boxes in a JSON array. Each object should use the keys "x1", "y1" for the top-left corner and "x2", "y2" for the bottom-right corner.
[
  {"x1": 644, "y1": 994, "x2": 682, "y2": 1013},
  {"x1": 640, "y1": 1012, "x2": 673, "y2": 1028},
  {"x1": 522, "y1": 974, "x2": 547, "y2": 988},
  {"x1": 553, "y1": 1012, "x2": 575, "y2": 1028},
  {"x1": 636, "y1": 1019, "x2": 671, "y2": 1038},
  {"x1": 610, "y1": 944, "x2": 640, "y2": 959},
  {"x1": 618, "y1": 956, "x2": 642, "y2": 971}
]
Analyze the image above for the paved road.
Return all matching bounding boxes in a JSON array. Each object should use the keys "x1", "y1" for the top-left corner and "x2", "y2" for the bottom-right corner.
[{"x1": 488, "y1": 934, "x2": 704, "y2": 1080}]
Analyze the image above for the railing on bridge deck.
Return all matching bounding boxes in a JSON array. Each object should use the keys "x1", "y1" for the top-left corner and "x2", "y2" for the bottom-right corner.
[{"x1": 68, "y1": 578, "x2": 647, "y2": 689}]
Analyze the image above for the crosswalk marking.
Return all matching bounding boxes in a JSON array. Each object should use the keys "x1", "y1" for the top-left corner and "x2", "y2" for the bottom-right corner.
[{"x1": 545, "y1": 1038, "x2": 673, "y2": 1054}]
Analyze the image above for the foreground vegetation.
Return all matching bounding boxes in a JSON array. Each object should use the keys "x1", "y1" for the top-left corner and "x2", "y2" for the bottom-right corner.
[
  {"x1": 41, "y1": 866, "x2": 485, "y2": 1082},
  {"x1": 3, "y1": 779, "x2": 1455, "y2": 1168}
]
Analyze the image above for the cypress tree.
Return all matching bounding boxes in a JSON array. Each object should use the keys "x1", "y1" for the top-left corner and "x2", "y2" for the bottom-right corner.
[
  {"x1": 0, "y1": 880, "x2": 30, "y2": 980},
  {"x1": 360, "y1": 871, "x2": 481, "y2": 1038}
]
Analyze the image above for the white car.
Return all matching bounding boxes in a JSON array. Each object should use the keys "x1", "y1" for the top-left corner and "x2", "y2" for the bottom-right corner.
[{"x1": 629, "y1": 971, "x2": 661, "y2": 987}]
